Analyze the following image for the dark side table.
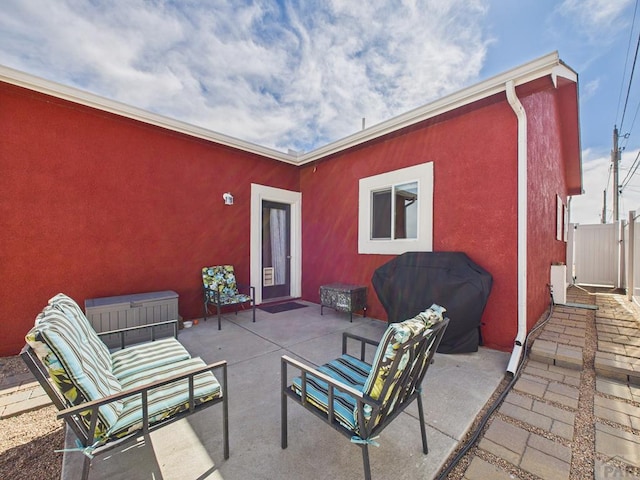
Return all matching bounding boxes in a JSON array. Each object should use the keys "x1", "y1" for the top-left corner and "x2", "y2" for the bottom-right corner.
[{"x1": 319, "y1": 283, "x2": 367, "y2": 322}]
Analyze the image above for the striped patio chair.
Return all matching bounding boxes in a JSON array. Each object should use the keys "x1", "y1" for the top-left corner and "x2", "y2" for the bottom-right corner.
[{"x1": 281, "y1": 305, "x2": 449, "y2": 480}]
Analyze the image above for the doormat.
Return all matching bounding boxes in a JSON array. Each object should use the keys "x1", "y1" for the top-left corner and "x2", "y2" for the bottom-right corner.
[{"x1": 258, "y1": 302, "x2": 308, "y2": 314}]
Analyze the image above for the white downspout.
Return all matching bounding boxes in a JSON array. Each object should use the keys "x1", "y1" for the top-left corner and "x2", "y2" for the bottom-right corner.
[{"x1": 505, "y1": 80, "x2": 528, "y2": 375}]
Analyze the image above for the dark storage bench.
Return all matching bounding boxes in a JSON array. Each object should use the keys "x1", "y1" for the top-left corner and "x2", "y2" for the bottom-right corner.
[{"x1": 319, "y1": 283, "x2": 367, "y2": 322}]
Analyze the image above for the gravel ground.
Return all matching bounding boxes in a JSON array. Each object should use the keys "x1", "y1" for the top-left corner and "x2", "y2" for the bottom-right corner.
[{"x1": 0, "y1": 356, "x2": 64, "y2": 480}]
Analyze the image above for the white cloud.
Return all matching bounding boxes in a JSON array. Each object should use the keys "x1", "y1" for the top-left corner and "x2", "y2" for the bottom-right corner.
[
  {"x1": 581, "y1": 78, "x2": 600, "y2": 101},
  {"x1": 557, "y1": 0, "x2": 634, "y2": 32},
  {"x1": 0, "y1": 0, "x2": 491, "y2": 152}
]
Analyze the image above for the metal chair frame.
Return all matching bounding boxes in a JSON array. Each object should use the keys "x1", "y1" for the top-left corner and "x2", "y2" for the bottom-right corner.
[
  {"x1": 281, "y1": 318, "x2": 449, "y2": 480},
  {"x1": 21, "y1": 322, "x2": 229, "y2": 480}
]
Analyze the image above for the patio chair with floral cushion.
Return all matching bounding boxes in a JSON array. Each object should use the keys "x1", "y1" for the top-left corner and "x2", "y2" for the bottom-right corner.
[
  {"x1": 281, "y1": 305, "x2": 449, "y2": 480},
  {"x1": 202, "y1": 265, "x2": 256, "y2": 330}
]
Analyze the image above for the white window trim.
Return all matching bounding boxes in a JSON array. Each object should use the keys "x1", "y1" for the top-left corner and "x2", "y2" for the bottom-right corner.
[
  {"x1": 358, "y1": 162, "x2": 433, "y2": 254},
  {"x1": 557, "y1": 194, "x2": 564, "y2": 242}
]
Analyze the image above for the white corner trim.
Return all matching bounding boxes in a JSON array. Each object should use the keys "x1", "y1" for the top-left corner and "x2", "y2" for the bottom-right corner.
[{"x1": 551, "y1": 64, "x2": 578, "y2": 88}]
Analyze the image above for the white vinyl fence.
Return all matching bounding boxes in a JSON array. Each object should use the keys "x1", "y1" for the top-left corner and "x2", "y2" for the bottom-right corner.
[{"x1": 568, "y1": 210, "x2": 640, "y2": 304}]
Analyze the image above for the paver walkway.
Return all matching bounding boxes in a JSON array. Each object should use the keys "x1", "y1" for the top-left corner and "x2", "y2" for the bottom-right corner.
[
  {"x1": 455, "y1": 285, "x2": 640, "y2": 480},
  {"x1": 0, "y1": 366, "x2": 50, "y2": 419}
]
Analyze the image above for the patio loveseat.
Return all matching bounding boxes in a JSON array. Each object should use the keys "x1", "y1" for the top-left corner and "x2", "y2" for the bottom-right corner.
[{"x1": 21, "y1": 293, "x2": 229, "y2": 480}]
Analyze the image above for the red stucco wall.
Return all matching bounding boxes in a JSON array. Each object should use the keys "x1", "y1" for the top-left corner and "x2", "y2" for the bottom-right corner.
[
  {"x1": 300, "y1": 99, "x2": 520, "y2": 350},
  {"x1": 0, "y1": 77, "x2": 578, "y2": 355},
  {"x1": 523, "y1": 85, "x2": 572, "y2": 328},
  {"x1": 0, "y1": 83, "x2": 299, "y2": 355}
]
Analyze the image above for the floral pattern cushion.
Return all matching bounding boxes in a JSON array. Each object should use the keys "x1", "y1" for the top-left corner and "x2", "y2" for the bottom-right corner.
[
  {"x1": 359, "y1": 304, "x2": 446, "y2": 426},
  {"x1": 202, "y1": 265, "x2": 252, "y2": 304}
]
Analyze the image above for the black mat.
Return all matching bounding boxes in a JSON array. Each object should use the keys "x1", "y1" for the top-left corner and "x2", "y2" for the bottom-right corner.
[{"x1": 258, "y1": 301, "x2": 308, "y2": 314}]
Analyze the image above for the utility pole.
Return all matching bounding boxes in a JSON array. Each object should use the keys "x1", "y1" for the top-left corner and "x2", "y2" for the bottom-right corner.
[
  {"x1": 612, "y1": 126, "x2": 621, "y2": 222},
  {"x1": 602, "y1": 190, "x2": 607, "y2": 223}
]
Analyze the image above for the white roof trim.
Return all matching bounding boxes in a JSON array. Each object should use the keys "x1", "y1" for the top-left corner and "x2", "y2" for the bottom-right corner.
[
  {"x1": 297, "y1": 52, "x2": 576, "y2": 164},
  {"x1": 0, "y1": 51, "x2": 575, "y2": 166},
  {"x1": 0, "y1": 65, "x2": 296, "y2": 164}
]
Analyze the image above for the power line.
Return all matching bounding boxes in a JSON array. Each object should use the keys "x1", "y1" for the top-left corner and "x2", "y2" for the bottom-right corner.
[
  {"x1": 619, "y1": 26, "x2": 640, "y2": 133},
  {"x1": 612, "y1": 2, "x2": 640, "y2": 222},
  {"x1": 621, "y1": 101, "x2": 640, "y2": 152},
  {"x1": 621, "y1": 149, "x2": 640, "y2": 191},
  {"x1": 617, "y1": 0, "x2": 639, "y2": 124}
]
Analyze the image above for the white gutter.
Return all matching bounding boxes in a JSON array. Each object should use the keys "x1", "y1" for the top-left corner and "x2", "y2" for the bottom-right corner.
[{"x1": 505, "y1": 80, "x2": 528, "y2": 375}]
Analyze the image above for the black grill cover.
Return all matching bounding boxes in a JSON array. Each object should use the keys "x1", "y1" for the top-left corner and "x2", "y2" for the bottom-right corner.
[{"x1": 372, "y1": 252, "x2": 492, "y2": 353}]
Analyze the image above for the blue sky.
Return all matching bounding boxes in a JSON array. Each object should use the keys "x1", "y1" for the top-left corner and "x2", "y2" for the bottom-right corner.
[{"x1": 1, "y1": 0, "x2": 638, "y2": 224}]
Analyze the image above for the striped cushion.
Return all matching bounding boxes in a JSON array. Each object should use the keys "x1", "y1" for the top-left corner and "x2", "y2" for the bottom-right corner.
[
  {"x1": 109, "y1": 357, "x2": 222, "y2": 438},
  {"x1": 47, "y1": 293, "x2": 112, "y2": 372},
  {"x1": 111, "y1": 338, "x2": 191, "y2": 379},
  {"x1": 291, "y1": 354, "x2": 371, "y2": 432},
  {"x1": 25, "y1": 306, "x2": 123, "y2": 436}
]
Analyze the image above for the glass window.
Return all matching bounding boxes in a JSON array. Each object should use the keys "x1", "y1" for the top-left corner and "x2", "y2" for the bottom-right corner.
[
  {"x1": 394, "y1": 182, "x2": 418, "y2": 239},
  {"x1": 371, "y1": 189, "x2": 392, "y2": 239},
  {"x1": 358, "y1": 162, "x2": 433, "y2": 255}
]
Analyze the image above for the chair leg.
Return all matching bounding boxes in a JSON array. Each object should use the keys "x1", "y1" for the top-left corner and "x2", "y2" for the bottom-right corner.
[
  {"x1": 417, "y1": 393, "x2": 429, "y2": 454},
  {"x1": 361, "y1": 444, "x2": 372, "y2": 480},
  {"x1": 252, "y1": 300, "x2": 256, "y2": 323},
  {"x1": 217, "y1": 304, "x2": 222, "y2": 330},
  {"x1": 281, "y1": 361, "x2": 288, "y2": 449},
  {"x1": 203, "y1": 301, "x2": 208, "y2": 322},
  {"x1": 81, "y1": 455, "x2": 91, "y2": 480},
  {"x1": 222, "y1": 367, "x2": 229, "y2": 459},
  {"x1": 281, "y1": 397, "x2": 288, "y2": 449}
]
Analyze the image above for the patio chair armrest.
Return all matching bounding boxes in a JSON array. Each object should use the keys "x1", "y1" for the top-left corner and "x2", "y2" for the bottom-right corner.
[
  {"x1": 281, "y1": 355, "x2": 365, "y2": 400},
  {"x1": 57, "y1": 360, "x2": 227, "y2": 420},
  {"x1": 235, "y1": 284, "x2": 255, "y2": 297},
  {"x1": 282, "y1": 355, "x2": 381, "y2": 434},
  {"x1": 341, "y1": 331, "x2": 380, "y2": 360},
  {"x1": 97, "y1": 319, "x2": 179, "y2": 349}
]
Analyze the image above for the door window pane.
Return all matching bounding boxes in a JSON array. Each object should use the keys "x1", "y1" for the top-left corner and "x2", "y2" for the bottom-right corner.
[{"x1": 270, "y1": 208, "x2": 287, "y2": 285}]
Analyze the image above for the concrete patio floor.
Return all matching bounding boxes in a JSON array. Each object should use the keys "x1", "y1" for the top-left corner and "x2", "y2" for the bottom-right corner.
[{"x1": 62, "y1": 302, "x2": 509, "y2": 480}]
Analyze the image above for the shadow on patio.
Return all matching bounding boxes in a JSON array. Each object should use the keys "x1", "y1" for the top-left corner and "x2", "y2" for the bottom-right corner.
[{"x1": 62, "y1": 302, "x2": 508, "y2": 480}]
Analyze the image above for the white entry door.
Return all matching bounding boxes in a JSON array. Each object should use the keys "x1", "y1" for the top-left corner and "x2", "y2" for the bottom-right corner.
[{"x1": 250, "y1": 184, "x2": 301, "y2": 305}]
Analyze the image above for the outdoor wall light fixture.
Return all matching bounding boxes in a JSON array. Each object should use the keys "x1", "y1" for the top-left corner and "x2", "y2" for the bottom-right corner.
[{"x1": 223, "y1": 192, "x2": 234, "y2": 205}]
